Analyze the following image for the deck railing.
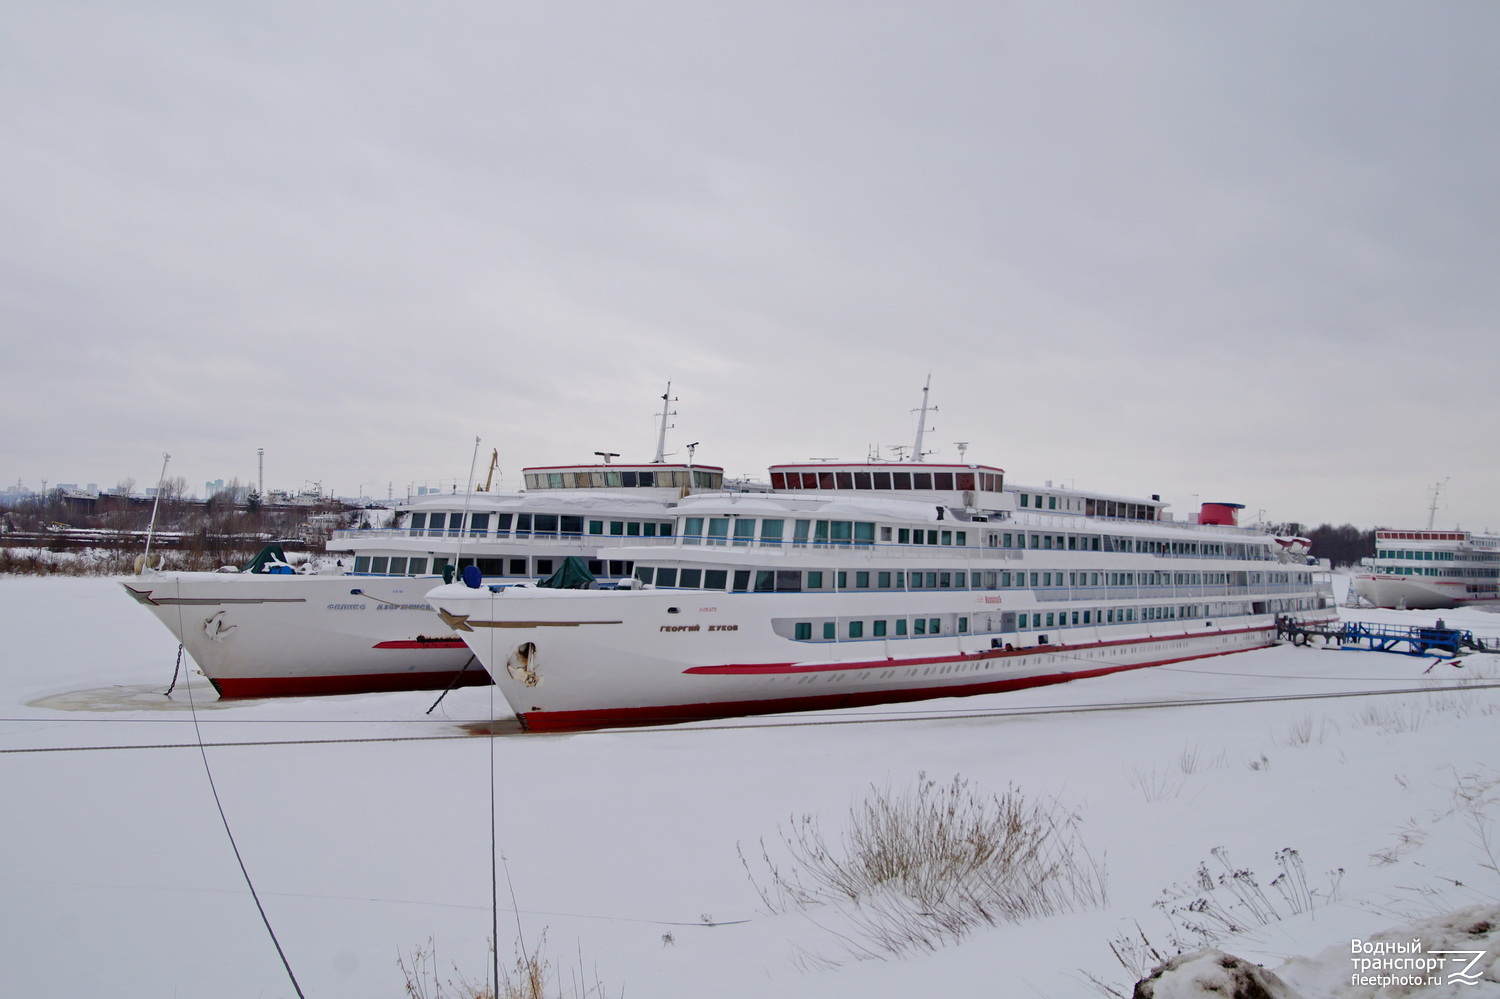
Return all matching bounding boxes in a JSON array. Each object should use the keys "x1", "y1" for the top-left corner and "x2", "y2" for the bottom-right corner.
[{"x1": 330, "y1": 527, "x2": 1290, "y2": 566}]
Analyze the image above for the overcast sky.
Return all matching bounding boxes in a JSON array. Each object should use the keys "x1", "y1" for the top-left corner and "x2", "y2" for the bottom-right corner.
[{"x1": 4, "y1": 2, "x2": 1497, "y2": 530}]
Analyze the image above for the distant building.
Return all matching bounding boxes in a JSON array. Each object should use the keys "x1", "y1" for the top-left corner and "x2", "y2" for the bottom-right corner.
[{"x1": 203, "y1": 479, "x2": 248, "y2": 503}]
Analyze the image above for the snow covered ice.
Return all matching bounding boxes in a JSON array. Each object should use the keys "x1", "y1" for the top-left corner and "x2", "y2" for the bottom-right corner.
[{"x1": 2, "y1": 574, "x2": 1499, "y2": 996}]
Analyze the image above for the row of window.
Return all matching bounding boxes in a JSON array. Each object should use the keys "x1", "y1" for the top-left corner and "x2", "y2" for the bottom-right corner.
[
  {"x1": 764, "y1": 472, "x2": 1159, "y2": 528},
  {"x1": 679, "y1": 520, "x2": 1257, "y2": 561},
  {"x1": 1021, "y1": 608, "x2": 1134, "y2": 628},
  {"x1": 990, "y1": 531, "x2": 1250, "y2": 559},
  {"x1": 1016, "y1": 605, "x2": 1207, "y2": 629},
  {"x1": 1009, "y1": 600, "x2": 1311, "y2": 629},
  {"x1": 525, "y1": 469, "x2": 723, "y2": 491},
  {"x1": 635, "y1": 564, "x2": 1315, "y2": 594},
  {"x1": 785, "y1": 597, "x2": 1288, "y2": 644},
  {"x1": 352, "y1": 555, "x2": 635, "y2": 578},
  {"x1": 638, "y1": 566, "x2": 989, "y2": 591},
  {"x1": 1081, "y1": 498, "x2": 1158, "y2": 521},
  {"x1": 998, "y1": 569, "x2": 1311, "y2": 588},
  {"x1": 996, "y1": 531, "x2": 1101, "y2": 551},
  {"x1": 396, "y1": 510, "x2": 1272, "y2": 568},
  {"x1": 404, "y1": 511, "x2": 674, "y2": 538},
  {"x1": 1020, "y1": 493, "x2": 1074, "y2": 512},
  {"x1": 792, "y1": 617, "x2": 967, "y2": 640},
  {"x1": 1377, "y1": 549, "x2": 1455, "y2": 561},
  {"x1": 770, "y1": 469, "x2": 1001, "y2": 493},
  {"x1": 680, "y1": 517, "x2": 883, "y2": 547},
  {"x1": 678, "y1": 516, "x2": 974, "y2": 549},
  {"x1": 783, "y1": 595, "x2": 1322, "y2": 645},
  {"x1": 1374, "y1": 566, "x2": 1500, "y2": 579}
]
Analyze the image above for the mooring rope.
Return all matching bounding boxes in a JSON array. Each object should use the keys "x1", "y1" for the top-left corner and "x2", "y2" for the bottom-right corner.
[
  {"x1": 175, "y1": 578, "x2": 305, "y2": 997},
  {"x1": 489, "y1": 577, "x2": 507, "y2": 995},
  {"x1": 425, "y1": 654, "x2": 480, "y2": 715}
]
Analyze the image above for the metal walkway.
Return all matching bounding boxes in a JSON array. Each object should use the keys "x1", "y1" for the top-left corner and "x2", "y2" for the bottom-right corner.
[{"x1": 1276, "y1": 616, "x2": 1492, "y2": 657}]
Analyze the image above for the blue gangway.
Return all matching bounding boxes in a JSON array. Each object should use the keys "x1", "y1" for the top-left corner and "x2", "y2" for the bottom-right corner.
[{"x1": 1277, "y1": 617, "x2": 1487, "y2": 657}]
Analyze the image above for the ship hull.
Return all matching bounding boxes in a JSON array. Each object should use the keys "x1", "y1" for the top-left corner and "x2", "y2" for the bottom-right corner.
[
  {"x1": 123, "y1": 573, "x2": 488, "y2": 698},
  {"x1": 429, "y1": 585, "x2": 1335, "y2": 731},
  {"x1": 1351, "y1": 573, "x2": 1498, "y2": 611}
]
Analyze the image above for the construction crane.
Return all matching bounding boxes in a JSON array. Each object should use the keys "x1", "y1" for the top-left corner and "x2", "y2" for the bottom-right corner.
[{"x1": 478, "y1": 449, "x2": 499, "y2": 492}]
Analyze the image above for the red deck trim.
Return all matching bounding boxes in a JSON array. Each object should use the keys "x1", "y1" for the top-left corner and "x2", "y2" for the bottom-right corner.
[
  {"x1": 372, "y1": 638, "x2": 468, "y2": 649},
  {"x1": 210, "y1": 668, "x2": 492, "y2": 699}
]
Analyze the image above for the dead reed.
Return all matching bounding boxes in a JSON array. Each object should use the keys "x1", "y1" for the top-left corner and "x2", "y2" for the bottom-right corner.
[{"x1": 741, "y1": 773, "x2": 1107, "y2": 959}]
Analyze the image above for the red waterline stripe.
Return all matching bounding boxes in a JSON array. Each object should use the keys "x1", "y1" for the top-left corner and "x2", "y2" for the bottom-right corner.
[
  {"x1": 211, "y1": 668, "x2": 492, "y2": 699},
  {"x1": 372, "y1": 639, "x2": 467, "y2": 649}
]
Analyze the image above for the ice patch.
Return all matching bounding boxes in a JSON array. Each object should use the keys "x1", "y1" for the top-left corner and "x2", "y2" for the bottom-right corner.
[{"x1": 28, "y1": 683, "x2": 242, "y2": 712}]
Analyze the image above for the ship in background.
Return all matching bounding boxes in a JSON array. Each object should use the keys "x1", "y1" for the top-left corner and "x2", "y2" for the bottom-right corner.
[{"x1": 1351, "y1": 483, "x2": 1500, "y2": 609}]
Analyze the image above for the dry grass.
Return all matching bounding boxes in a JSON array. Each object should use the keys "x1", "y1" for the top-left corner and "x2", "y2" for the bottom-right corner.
[
  {"x1": 1351, "y1": 701, "x2": 1428, "y2": 734},
  {"x1": 740, "y1": 773, "x2": 1106, "y2": 961},
  {"x1": 1084, "y1": 847, "x2": 1342, "y2": 997},
  {"x1": 1178, "y1": 742, "x2": 1228, "y2": 775},
  {"x1": 399, "y1": 931, "x2": 612, "y2": 999},
  {"x1": 0, "y1": 545, "x2": 268, "y2": 576},
  {"x1": 1452, "y1": 769, "x2": 1500, "y2": 893},
  {"x1": 1125, "y1": 744, "x2": 1232, "y2": 802},
  {"x1": 1364, "y1": 769, "x2": 1500, "y2": 918},
  {"x1": 1150, "y1": 847, "x2": 1339, "y2": 950},
  {"x1": 1126, "y1": 766, "x2": 1186, "y2": 803},
  {"x1": 1275, "y1": 713, "x2": 1339, "y2": 747}
]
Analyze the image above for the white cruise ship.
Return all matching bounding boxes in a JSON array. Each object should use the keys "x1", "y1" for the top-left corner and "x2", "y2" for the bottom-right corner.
[
  {"x1": 1352, "y1": 528, "x2": 1500, "y2": 609},
  {"x1": 122, "y1": 461, "x2": 729, "y2": 697},
  {"x1": 429, "y1": 458, "x2": 1337, "y2": 731},
  {"x1": 122, "y1": 384, "x2": 744, "y2": 698}
]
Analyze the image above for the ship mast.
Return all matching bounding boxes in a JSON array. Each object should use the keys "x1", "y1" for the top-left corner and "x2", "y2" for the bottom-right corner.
[
  {"x1": 652, "y1": 382, "x2": 678, "y2": 463},
  {"x1": 911, "y1": 375, "x2": 937, "y2": 462},
  {"x1": 1427, "y1": 478, "x2": 1449, "y2": 530}
]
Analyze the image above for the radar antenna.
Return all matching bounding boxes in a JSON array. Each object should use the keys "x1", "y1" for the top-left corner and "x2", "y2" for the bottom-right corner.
[
  {"x1": 911, "y1": 375, "x2": 937, "y2": 462},
  {"x1": 653, "y1": 382, "x2": 678, "y2": 463},
  {"x1": 1427, "y1": 478, "x2": 1450, "y2": 529}
]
